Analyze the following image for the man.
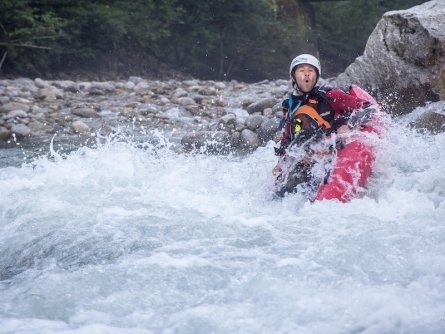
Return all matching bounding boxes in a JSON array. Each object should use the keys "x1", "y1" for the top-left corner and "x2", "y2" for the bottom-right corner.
[
  {"x1": 273, "y1": 54, "x2": 377, "y2": 196},
  {"x1": 275, "y1": 53, "x2": 375, "y2": 155}
]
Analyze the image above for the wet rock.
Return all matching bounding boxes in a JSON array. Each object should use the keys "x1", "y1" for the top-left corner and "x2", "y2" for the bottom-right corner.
[
  {"x1": 125, "y1": 81, "x2": 136, "y2": 90},
  {"x1": 137, "y1": 103, "x2": 159, "y2": 115},
  {"x1": 230, "y1": 131, "x2": 241, "y2": 148},
  {"x1": 10, "y1": 124, "x2": 31, "y2": 137},
  {"x1": 240, "y1": 129, "x2": 260, "y2": 151},
  {"x1": 89, "y1": 85, "x2": 105, "y2": 95},
  {"x1": 258, "y1": 118, "x2": 279, "y2": 143},
  {"x1": 246, "y1": 98, "x2": 278, "y2": 114},
  {"x1": 335, "y1": 0, "x2": 445, "y2": 114},
  {"x1": 181, "y1": 130, "x2": 232, "y2": 154},
  {"x1": 27, "y1": 120, "x2": 49, "y2": 133},
  {"x1": 128, "y1": 76, "x2": 145, "y2": 84},
  {"x1": 135, "y1": 81, "x2": 150, "y2": 92},
  {"x1": 263, "y1": 107, "x2": 273, "y2": 117},
  {"x1": 172, "y1": 88, "x2": 188, "y2": 100},
  {"x1": 241, "y1": 98, "x2": 255, "y2": 109},
  {"x1": 0, "y1": 127, "x2": 11, "y2": 140},
  {"x1": 272, "y1": 102, "x2": 283, "y2": 115},
  {"x1": 192, "y1": 95, "x2": 205, "y2": 103},
  {"x1": 0, "y1": 102, "x2": 31, "y2": 113},
  {"x1": 218, "y1": 114, "x2": 237, "y2": 131},
  {"x1": 245, "y1": 115, "x2": 264, "y2": 131},
  {"x1": 37, "y1": 86, "x2": 64, "y2": 100},
  {"x1": 54, "y1": 80, "x2": 79, "y2": 93},
  {"x1": 413, "y1": 102, "x2": 445, "y2": 134},
  {"x1": 415, "y1": 111, "x2": 445, "y2": 134},
  {"x1": 177, "y1": 97, "x2": 197, "y2": 107},
  {"x1": 199, "y1": 87, "x2": 217, "y2": 96},
  {"x1": 0, "y1": 96, "x2": 10, "y2": 104},
  {"x1": 34, "y1": 78, "x2": 49, "y2": 88},
  {"x1": 4, "y1": 110, "x2": 28, "y2": 120},
  {"x1": 214, "y1": 98, "x2": 227, "y2": 107},
  {"x1": 72, "y1": 120, "x2": 91, "y2": 133},
  {"x1": 72, "y1": 108, "x2": 100, "y2": 118}
]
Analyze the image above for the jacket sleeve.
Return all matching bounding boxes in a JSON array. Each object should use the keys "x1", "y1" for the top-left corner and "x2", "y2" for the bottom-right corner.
[
  {"x1": 280, "y1": 122, "x2": 292, "y2": 148},
  {"x1": 325, "y1": 89, "x2": 368, "y2": 116}
]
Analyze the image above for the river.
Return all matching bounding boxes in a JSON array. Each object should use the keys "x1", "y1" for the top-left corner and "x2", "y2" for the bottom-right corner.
[{"x1": 1, "y1": 102, "x2": 444, "y2": 333}]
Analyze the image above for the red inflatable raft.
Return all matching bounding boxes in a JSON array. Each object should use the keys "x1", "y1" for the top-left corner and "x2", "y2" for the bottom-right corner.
[{"x1": 315, "y1": 86, "x2": 386, "y2": 202}]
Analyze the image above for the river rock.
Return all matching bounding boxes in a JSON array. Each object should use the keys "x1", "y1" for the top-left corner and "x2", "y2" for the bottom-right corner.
[
  {"x1": 181, "y1": 130, "x2": 232, "y2": 154},
  {"x1": 411, "y1": 101, "x2": 445, "y2": 134},
  {"x1": 0, "y1": 102, "x2": 31, "y2": 113},
  {"x1": 72, "y1": 120, "x2": 91, "y2": 133},
  {"x1": 230, "y1": 131, "x2": 241, "y2": 147},
  {"x1": 128, "y1": 76, "x2": 145, "y2": 84},
  {"x1": 135, "y1": 81, "x2": 150, "y2": 92},
  {"x1": 34, "y1": 78, "x2": 49, "y2": 88},
  {"x1": 0, "y1": 127, "x2": 11, "y2": 140},
  {"x1": 4, "y1": 110, "x2": 28, "y2": 120},
  {"x1": 335, "y1": 0, "x2": 445, "y2": 114},
  {"x1": 246, "y1": 98, "x2": 278, "y2": 114},
  {"x1": 89, "y1": 85, "x2": 105, "y2": 95},
  {"x1": 72, "y1": 107, "x2": 100, "y2": 118},
  {"x1": 257, "y1": 118, "x2": 279, "y2": 143},
  {"x1": 137, "y1": 103, "x2": 159, "y2": 115},
  {"x1": 172, "y1": 88, "x2": 188, "y2": 100},
  {"x1": 414, "y1": 111, "x2": 445, "y2": 134},
  {"x1": 54, "y1": 80, "x2": 79, "y2": 93},
  {"x1": 27, "y1": 120, "x2": 49, "y2": 133},
  {"x1": 177, "y1": 97, "x2": 197, "y2": 107},
  {"x1": 37, "y1": 86, "x2": 64, "y2": 100},
  {"x1": 10, "y1": 124, "x2": 31, "y2": 137},
  {"x1": 218, "y1": 114, "x2": 237, "y2": 131},
  {"x1": 199, "y1": 87, "x2": 217, "y2": 96},
  {"x1": 240, "y1": 129, "x2": 260, "y2": 151},
  {"x1": 245, "y1": 114, "x2": 264, "y2": 131}
]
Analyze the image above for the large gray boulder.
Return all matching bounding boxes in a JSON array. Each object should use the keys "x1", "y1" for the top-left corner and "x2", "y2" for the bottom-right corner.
[{"x1": 335, "y1": 0, "x2": 445, "y2": 114}]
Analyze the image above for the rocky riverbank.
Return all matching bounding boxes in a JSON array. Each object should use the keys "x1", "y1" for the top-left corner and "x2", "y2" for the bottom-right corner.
[
  {"x1": 0, "y1": 77, "x2": 291, "y2": 152},
  {"x1": 2, "y1": 75, "x2": 445, "y2": 155}
]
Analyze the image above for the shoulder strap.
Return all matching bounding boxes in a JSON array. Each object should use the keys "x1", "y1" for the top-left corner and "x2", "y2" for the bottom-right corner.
[
  {"x1": 278, "y1": 95, "x2": 302, "y2": 130},
  {"x1": 288, "y1": 95, "x2": 302, "y2": 121}
]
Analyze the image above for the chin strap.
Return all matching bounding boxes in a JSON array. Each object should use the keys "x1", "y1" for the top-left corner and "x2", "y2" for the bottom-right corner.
[{"x1": 291, "y1": 80, "x2": 300, "y2": 96}]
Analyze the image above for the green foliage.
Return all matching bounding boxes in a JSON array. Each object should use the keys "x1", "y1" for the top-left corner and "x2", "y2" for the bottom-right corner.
[
  {"x1": 0, "y1": 0, "x2": 430, "y2": 80},
  {"x1": 0, "y1": 0, "x2": 67, "y2": 75},
  {"x1": 164, "y1": 0, "x2": 302, "y2": 80}
]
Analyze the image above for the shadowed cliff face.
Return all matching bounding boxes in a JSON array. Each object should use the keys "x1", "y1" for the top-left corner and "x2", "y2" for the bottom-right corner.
[{"x1": 335, "y1": 0, "x2": 445, "y2": 115}]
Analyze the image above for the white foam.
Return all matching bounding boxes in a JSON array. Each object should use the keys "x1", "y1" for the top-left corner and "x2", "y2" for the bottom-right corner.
[{"x1": 1, "y1": 109, "x2": 445, "y2": 333}]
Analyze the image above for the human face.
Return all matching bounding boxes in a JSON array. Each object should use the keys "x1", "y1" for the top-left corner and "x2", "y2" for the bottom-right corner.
[{"x1": 293, "y1": 64, "x2": 318, "y2": 94}]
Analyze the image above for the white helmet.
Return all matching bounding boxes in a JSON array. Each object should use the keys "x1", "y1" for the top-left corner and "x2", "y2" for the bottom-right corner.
[{"x1": 289, "y1": 54, "x2": 321, "y2": 78}]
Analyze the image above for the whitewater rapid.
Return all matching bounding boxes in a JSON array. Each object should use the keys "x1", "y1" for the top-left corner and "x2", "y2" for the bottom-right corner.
[{"x1": 1, "y1": 108, "x2": 445, "y2": 333}]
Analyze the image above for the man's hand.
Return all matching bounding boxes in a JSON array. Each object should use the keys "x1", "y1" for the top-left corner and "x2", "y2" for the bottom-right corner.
[
  {"x1": 348, "y1": 105, "x2": 377, "y2": 129},
  {"x1": 336, "y1": 124, "x2": 350, "y2": 134},
  {"x1": 274, "y1": 146, "x2": 286, "y2": 156},
  {"x1": 272, "y1": 164, "x2": 282, "y2": 176}
]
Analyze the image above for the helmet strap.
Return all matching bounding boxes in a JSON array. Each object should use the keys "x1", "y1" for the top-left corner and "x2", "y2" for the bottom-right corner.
[{"x1": 292, "y1": 81, "x2": 301, "y2": 96}]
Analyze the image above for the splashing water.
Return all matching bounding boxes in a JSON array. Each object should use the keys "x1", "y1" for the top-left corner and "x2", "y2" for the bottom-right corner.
[{"x1": 1, "y1": 116, "x2": 445, "y2": 333}]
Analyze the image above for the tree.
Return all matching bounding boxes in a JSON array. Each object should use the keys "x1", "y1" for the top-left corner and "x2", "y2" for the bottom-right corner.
[
  {"x1": 163, "y1": 0, "x2": 305, "y2": 81},
  {"x1": 0, "y1": 0, "x2": 66, "y2": 75},
  {"x1": 0, "y1": 0, "x2": 428, "y2": 81}
]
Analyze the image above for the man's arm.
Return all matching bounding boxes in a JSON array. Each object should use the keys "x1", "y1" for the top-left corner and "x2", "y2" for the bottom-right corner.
[{"x1": 325, "y1": 89, "x2": 367, "y2": 116}]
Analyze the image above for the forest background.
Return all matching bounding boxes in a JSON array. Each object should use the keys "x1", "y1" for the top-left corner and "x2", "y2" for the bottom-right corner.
[{"x1": 0, "y1": 0, "x2": 425, "y2": 82}]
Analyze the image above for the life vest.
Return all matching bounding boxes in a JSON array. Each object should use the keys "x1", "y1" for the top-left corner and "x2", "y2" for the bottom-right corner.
[
  {"x1": 292, "y1": 98, "x2": 331, "y2": 130},
  {"x1": 279, "y1": 96, "x2": 332, "y2": 133}
]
